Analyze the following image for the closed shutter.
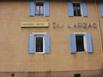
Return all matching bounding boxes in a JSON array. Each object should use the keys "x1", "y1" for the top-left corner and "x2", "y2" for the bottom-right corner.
[
  {"x1": 70, "y1": 33, "x2": 77, "y2": 54},
  {"x1": 44, "y1": 0, "x2": 50, "y2": 16},
  {"x1": 45, "y1": 33, "x2": 50, "y2": 54},
  {"x1": 99, "y1": 1, "x2": 103, "y2": 17},
  {"x1": 29, "y1": 0, "x2": 35, "y2": 16},
  {"x1": 81, "y1": 0, "x2": 88, "y2": 16},
  {"x1": 85, "y1": 34, "x2": 93, "y2": 53},
  {"x1": 68, "y1": 0, "x2": 73, "y2": 16},
  {"x1": 28, "y1": 33, "x2": 35, "y2": 54}
]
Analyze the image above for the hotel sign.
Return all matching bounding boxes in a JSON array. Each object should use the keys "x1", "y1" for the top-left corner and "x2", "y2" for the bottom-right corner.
[
  {"x1": 51, "y1": 22, "x2": 97, "y2": 29},
  {"x1": 21, "y1": 22, "x2": 49, "y2": 28}
]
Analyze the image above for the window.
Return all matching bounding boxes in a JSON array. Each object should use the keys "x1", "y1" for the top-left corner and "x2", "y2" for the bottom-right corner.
[
  {"x1": 28, "y1": 32, "x2": 50, "y2": 54},
  {"x1": 68, "y1": 1, "x2": 87, "y2": 16},
  {"x1": 35, "y1": 1, "x2": 44, "y2": 16},
  {"x1": 73, "y1": 3, "x2": 81, "y2": 16},
  {"x1": 74, "y1": 74, "x2": 81, "y2": 77},
  {"x1": 70, "y1": 33, "x2": 93, "y2": 54},
  {"x1": 76, "y1": 35, "x2": 84, "y2": 51},
  {"x1": 29, "y1": 0, "x2": 50, "y2": 16},
  {"x1": 36, "y1": 36, "x2": 44, "y2": 52},
  {"x1": 99, "y1": 2, "x2": 103, "y2": 17},
  {"x1": 11, "y1": 73, "x2": 15, "y2": 77}
]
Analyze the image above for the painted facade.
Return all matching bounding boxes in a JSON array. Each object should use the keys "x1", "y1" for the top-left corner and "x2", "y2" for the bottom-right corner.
[{"x1": 0, "y1": 0, "x2": 103, "y2": 77}]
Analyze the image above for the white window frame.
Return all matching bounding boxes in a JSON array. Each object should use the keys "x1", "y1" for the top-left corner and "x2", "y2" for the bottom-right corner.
[
  {"x1": 73, "y1": 32, "x2": 88, "y2": 52},
  {"x1": 32, "y1": 32, "x2": 46, "y2": 54}
]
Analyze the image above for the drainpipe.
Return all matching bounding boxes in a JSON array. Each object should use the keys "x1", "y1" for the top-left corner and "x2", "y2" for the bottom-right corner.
[{"x1": 95, "y1": 0, "x2": 103, "y2": 70}]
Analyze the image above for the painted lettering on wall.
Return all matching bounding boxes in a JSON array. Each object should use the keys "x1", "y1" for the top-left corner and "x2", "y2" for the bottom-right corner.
[{"x1": 51, "y1": 22, "x2": 97, "y2": 29}]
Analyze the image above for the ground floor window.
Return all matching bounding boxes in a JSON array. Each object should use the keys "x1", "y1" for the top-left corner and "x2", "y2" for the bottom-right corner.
[
  {"x1": 74, "y1": 74, "x2": 81, "y2": 77},
  {"x1": 28, "y1": 32, "x2": 50, "y2": 54},
  {"x1": 76, "y1": 34, "x2": 84, "y2": 52},
  {"x1": 35, "y1": 35, "x2": 44, "y2": 53},
  {"x1": 70, "y1": 32, "x2": 93, "y2": 54}
]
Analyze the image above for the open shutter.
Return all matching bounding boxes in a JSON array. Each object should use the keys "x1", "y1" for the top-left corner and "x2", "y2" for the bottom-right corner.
[
  {"x1": 70, "y1": 33, "x2": 76, "y2": 54},
  {"x1": 29, "y1": 0, "x2": 35, "y2": 16},
  {"x1": 81, "y1": 0, "x2": 88, "y2": 16},
  {"x1": 28, "y1": 33, "x2": 35, "y2": 54},
  {"x1": 85, "y1": 34, "x2": 93, "y2": 53},
  {"x1": 45, "y1": 33, "x2": 50, "y2": 54},
  {"x1": 99, "y1": 1, "x2": 103, "y2": 17},
  {"x1": 68, "y1": 0, "x2": 73, "y2": 16},
  {"x1": 44, "y1": 0, "x2": 50, "y2": 16}
]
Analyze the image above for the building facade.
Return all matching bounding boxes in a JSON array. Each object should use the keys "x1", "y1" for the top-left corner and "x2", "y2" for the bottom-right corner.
[{"x1": 0, "y1": 0, "x2": 103, "y2": 77}]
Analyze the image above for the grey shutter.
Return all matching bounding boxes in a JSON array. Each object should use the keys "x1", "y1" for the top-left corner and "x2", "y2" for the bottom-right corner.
[
  {"x1": 29, "y1": 0, "x2": 35, "y2": 16},
  {"x1": 68, "y1": 0, "x2": 73, "y2": 16},
  {"x1": 85, "y1": 34, "x2": 93, "y2": 53},
  {"x1": 81, "y1": 0, "x2": 88, "y2": 16},
  {"x1": 28, "y1": 33, "x2": 35, "y2": 54},
  {"x1": 44, "y1": 0, "x2": 50, "y2": 16},
  {"x1": 70, "y1": 33, "x2": 77, "y2": 54},
  {"x1": 45, "y1": 33, "x2": 50, "y2": 54}
]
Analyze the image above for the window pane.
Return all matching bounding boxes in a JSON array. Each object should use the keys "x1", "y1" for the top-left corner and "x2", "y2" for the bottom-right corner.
[
  {"x1": 36, "y1": 37, "x2": 43, "y2": 52},
  {"x1": 77, "y1": 9, "x2": 81, "y2": 16},
  {"x1": 74, "y1": 74, "x2": 81, "y2": 77},
  {"x1": 76, "y1": 35, "x2": 84, "y2": 51},
  {"x1": 35, "y1": 2, "x2": 44, "y2": 16},
  {"x1": 35, "y1": 6, "x2": 40, "y2": 15},
  {"x1": 40, "y1": 5, "x2": 44, "y2": 16},
  {"x1": 73, "y1": 3, "x2": 81, "y2": 16}
]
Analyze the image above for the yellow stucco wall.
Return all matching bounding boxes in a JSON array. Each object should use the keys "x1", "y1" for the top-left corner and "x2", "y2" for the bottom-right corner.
[{"x1": 0, "y1": 0, "x2": 102, "y2": 74}]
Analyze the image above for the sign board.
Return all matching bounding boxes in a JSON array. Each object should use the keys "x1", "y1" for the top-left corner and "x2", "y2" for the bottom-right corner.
[{"x1": 21, "y1": 22, "x2": 49, "y2": 28}]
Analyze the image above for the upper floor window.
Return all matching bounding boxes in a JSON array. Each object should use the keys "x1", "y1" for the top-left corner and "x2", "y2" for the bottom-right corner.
[
  {"x1": 35, "y1": 1, "x2": 44, "y2": 16},
  {"x1": 29, "y1": 0, "x2": 50, "y2": 17},
  {"x1": 73, "y1": 3, "x2": 81, "y2": 16},
  {"x1": 68, "y1": 0, "x2": 87, "y2": 17},
  {"x1": 99, "y1": 1, "x2": 103, "y2": 17}
]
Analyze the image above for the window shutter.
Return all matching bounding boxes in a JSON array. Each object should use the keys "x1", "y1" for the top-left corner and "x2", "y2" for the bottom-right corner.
[
  {"x1": 29, "y1": 0, "x2": 35, "y2": 16},
  {"x1": 85, "y1": 34, "x2": 93, "y2": 53},
  {"x1": 45, "y1": 33, "x2": 50, "y2": 54},
  {"x1": 44, "y1": 0, "x2": 50, "y2": 16},
  {"x1": 70, "y1": 33, "x2": 76, "y2": 54},
  {"x1": 28, "y1": 33, "x2": 35, "y2": 54},
  {"x1": 81, "y1": 0, "x2": 88, "y2": 16},
  {"x1": 68, "y1": 0, "x2": 73, "y2": 16},
  {"x1": 99, "y1": 1, "x2": 103, "y2": 17}
]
